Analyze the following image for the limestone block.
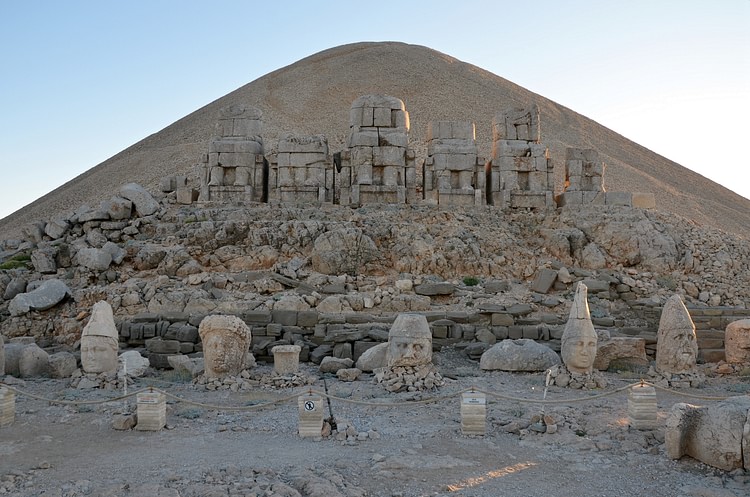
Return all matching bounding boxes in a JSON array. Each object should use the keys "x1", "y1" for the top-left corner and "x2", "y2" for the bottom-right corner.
[
  {"x1": 176, "y1": 188, "x2": 198, "y2": 205},
  {"x1": 3, "y1": 277, "x2": 26, "y2": 300},
  {"x1": 414, "y1": 282, "x2": 454, "y2": 296},
  {"x1": 272, "y1": 344, "x2": 302, "y2": 374},
  {"x1": 666, "y1": 397, "x2": 750, "y2": 471},
  {"x1": 44, "y1": 218, "x2": 69, "y2": 239},
  {"x1": 136, "y1": 392, "x2": 166, "y2": 431},
  {"x1": 18, "y1": 343, "x2": 49, "y2": 377},
  {"x1": 461, "y1": 391, "x2": 486, "y2": 435},
  {"x1": 725, "y1": 319, "x2": 750, "y2": 363},
  {"x1": 167, "y1": 355, "x2": 204, "y2": 378},
  {"x1": 232, "y1": 118, "x2": 262, "y2": 138},
  {"x1": 350, "y1": 147, "x2": 373, "y2": 167},
  {"x1": 48, "y1": 351, "x2": 77, "y2": 378},
  {"x1": 298, "y1": 394, "x2": 324, "y2": 438},
  {"x1": 628, "y1": 384, "x2": 658, "y2": 430},
  {"x1": 632, "y1": 192, "x2": 656, "y2": 209},
  {"x1": 378, "y1": 129, "x2": 408, "y2": 148},
  {"x1": 531, "y1": 268, "x2": 558, "y2": 294},
  {"x1": 479, "y1": 339, "x2": 560, "y2": 371},
  {"x1": 0, "y1": 387, "x2": 14, "y2": 427},
  {"x1": 557, "y1": 191, "x2": 583, "y2": 207},
  {"x1": 118, "y1": 350, "x2": 150, "y2": 377},
  {"x1": 496, "y1": 141, "x2": 531, "y2": 158},
  {"x1": 604, "y1": 192, "x2": 632, "y2": 206},
  {"x1": 593, "y1": 337, "x2": 648, "y2": 370},
  {"x1": 31, "y1": 247, "x2": 57, "y2": 274},
  {"x1": 319, "y1": 356, "x2": 354, "y2": 373},
  {"x1": 510, "y1": 192, "x2": 552, "y2": 209},
  {"x1": 75, "y1": 247, "x2": 113, "y2": 271},
  {"x1": 118, "y1": 183, "x2": 160, "y2": 217},
  {"x1": 373, "y1": 146, "x2": 406, "y2": 167},
  {"x1": 355, "y1": 342, "x2": 388, "y2": 372},
  {"x1": 9, "y1": 279, "x2": 71, "y2": 316},
  {"x1": 373, "y1": 107, "x2": 392, "y2": 127}
]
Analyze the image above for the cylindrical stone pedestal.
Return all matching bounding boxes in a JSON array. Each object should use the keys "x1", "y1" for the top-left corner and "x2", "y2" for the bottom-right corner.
[
  {"x1": 460, "y1": 391, "x2": 486, "y2": 435},
  {"x1": 272, "y1": 345, "x2": 301, "y2": 375},
  {"x1": 298, "y1": 393, "x2": 324, "y2": 438},
  {"x1": 628, "y1": 384, "x2": 657, "y2": 430},
  {"x1": 0, "y1": 387, "x2": 14, "y2": 427},
  {"x1": 136, "y1": 391, "x2": 166, "y2": 431},
  {"x1": 725, "y1": 319, "x2": 750, "y2": 364}
]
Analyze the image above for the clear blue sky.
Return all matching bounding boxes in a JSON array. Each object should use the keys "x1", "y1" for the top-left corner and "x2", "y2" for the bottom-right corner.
[{"x1": 1, "y1": 0, "x2": 748, "y2": 220}]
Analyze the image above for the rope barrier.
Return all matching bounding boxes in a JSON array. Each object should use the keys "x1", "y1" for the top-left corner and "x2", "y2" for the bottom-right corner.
[{"x1": 1, "y1": 379, "x2": 736, "y2": 411}]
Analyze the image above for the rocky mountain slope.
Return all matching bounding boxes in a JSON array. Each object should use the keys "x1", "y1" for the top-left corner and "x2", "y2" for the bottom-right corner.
[{"x1": 1, "y1": 42, "x2": 748, "y2": 238}]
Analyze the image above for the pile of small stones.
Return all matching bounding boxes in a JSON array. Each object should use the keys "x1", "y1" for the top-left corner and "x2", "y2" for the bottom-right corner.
[
  {"x1": 547, "y1": 364, "x2": 608, "y2": 389},
  {"x1": 70, "y1": 370, "x2": 131, "y2": 390},
  {"x1": 322, "y1": 417, "x2": 381, "y2": 445},
  {"x1": 644, "y1": 367, "x2": 706, "y2": 388},
  {"x1": 193, "y1": 369, "x2": 317, "y2": 391},
  {"x1": 373, "y1": 364, "x2": 445, "y2": 392}
]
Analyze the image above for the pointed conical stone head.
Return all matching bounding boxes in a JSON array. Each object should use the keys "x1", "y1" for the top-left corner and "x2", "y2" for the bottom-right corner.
[
  {"x1": 81, "y1": 301, "x2": 119, "y2": 373},
  {"x1": 656, "y1": 295, "x2": 698, "y2": 374},
  {"x1": 561, "y1": 283, "x2": 597, "y2": 374}
]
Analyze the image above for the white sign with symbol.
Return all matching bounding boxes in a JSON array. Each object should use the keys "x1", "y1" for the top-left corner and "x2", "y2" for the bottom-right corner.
[{"x1": 304, "y1": 401, "x2": 315, "y2": 411}]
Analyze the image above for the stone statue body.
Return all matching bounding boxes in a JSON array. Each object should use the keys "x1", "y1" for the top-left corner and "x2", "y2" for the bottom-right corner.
[
  {"x1": 198, "y1": 315, "x2": 252, "y2": 378},
  {"x1": 80, "y1": 301, "x2": 119, "y2": 373},
  {"x1": 387, "y1": 313, "x2": 432, "y2": 368},
  {"x1": 656, "y1": 295, "x2": 698, "y2": 374},
  {"x1": 561, "y1": 283, "x2": 598, "y2": 374}
]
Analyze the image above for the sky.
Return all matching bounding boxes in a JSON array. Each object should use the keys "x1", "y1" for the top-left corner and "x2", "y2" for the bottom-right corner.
[{"x1": 0, "y1": 0, "x2": 748, "y2": 220}]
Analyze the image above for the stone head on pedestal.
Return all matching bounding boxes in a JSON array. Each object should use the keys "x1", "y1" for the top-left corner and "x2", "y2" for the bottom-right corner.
[
  {"x1": 80, "y1": 301, "x2": 119, "y2": 374},
  {"x1": 387, "y1": 313, "x2": 432, "y2": 368},
  {"x1": 561, "y1": 283, "x2": 598, "y2": 374},
  {"x1": 198, "y1": 315, "x2": 252, "y2": 378}
]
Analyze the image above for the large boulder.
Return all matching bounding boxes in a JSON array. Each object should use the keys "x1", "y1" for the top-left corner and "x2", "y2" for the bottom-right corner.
[
  {"x1": 355, "y1": 342, "x2": 388, "y2": 372},
  {"x1": 725, "y1": 319, "x2": 750, "y2": 364},
  {"x1": 8, "y1": 279, "x2": 71, "y2": 316},
  {"x1": 594, "y1": 337, "x2": 649, "y2": 370},
  {"x1": 118, "y1": 350, "x2": 150, "y2": 378},
  {"x1": 18, "y1": 343, "x2": 50, "y2": 377},
  {"x1": 118, "y1": 183, "x2": 160, "y2": 217},
  {"x1": 74, "y1": 247, "x2": 113, "y2": 271},
  {"x1": 319, "y1": 356, "x2": 354, "y2": 374},
  {"x1": 666, "y1": 396, "x2": 750, "y2": 471},
  {"x1": 311, "y1": 228, "x2": 378, "y2": 275},
  {"x1": 48, "y1": 351, "x2": 77, "y2": 378},
  {"x1": 167, "y1": 355, "x2": 204, "y2": 378},
  {"x1": 480, "y1": 339, "x2": 561, "y2": 371}
]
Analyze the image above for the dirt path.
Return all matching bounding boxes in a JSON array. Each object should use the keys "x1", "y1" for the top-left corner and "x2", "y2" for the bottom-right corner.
[{"x1": 1, "y1": 358, "x2": 748, "y2": 497}]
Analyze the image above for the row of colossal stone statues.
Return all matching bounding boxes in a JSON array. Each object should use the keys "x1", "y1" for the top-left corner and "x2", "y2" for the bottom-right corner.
[
  {"x1": 192, "y1": 96, "x2": 654, "y2": 209},
  {"x1": 53, "y1": 286, "x2": 748, "y2": 385}
]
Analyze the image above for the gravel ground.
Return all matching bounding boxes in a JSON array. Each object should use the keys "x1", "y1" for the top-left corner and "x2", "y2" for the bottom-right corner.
[{"x1": 1, "y1": 349, "x2": 748, "y2": 497}]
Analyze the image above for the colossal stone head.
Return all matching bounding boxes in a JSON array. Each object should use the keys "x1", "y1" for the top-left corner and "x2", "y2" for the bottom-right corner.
[
  {"x1": 561, "y1": 283, "x2": 598, "y2": 374},
  {"x1": 656, "y1": 295, "x2": 698, "y2": 374},
  {"x1": 80, "y1": 301, "x2": 119, "y2": 373},
  {"x1": 387, "y1": 313, "x2": 432, "y2": 368},
  {"x1": 198, "y1": 315, "x2": 252, "y2": 378}
]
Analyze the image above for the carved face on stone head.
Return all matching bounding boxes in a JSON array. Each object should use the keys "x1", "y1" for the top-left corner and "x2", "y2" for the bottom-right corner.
[
  {"x1": 202, "y1": 331, "x2": 245, "y2": 376},
  {"x1": 81, "y1": 335, "x2": 118, "y2": 374},
  {"x1": 656, "y1": 295, "x2": 698, "y2": 374},
  {"x1": 198, "y1": 315, "x2": 252, "y2": 379},
  {"x1": 387, "y1": 313, "x2": 432, "y2": 368},
  {"x1": 561, "y1": 327, "x2": 598, "y2": 374}
]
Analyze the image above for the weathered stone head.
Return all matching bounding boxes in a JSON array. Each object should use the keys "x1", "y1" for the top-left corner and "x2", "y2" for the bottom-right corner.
[
  {"x1": 387, "y1": 313, "x2": 432, "y2": 368},
  {"x1": 656, "y1": 295, "x2": 698, "y2": 374},
  {"x1": 725, "y1": 319, "x2": 750, "y2": 364},
  {"x1": 80, "y1": 301, "x2": 119, "y2": 373},
  {"x1": 198, "y1": 315, "x2": 252, "y2": 378},
  {"x1": 561, "y1": 283, "x2": 598, "y2": 374}
]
